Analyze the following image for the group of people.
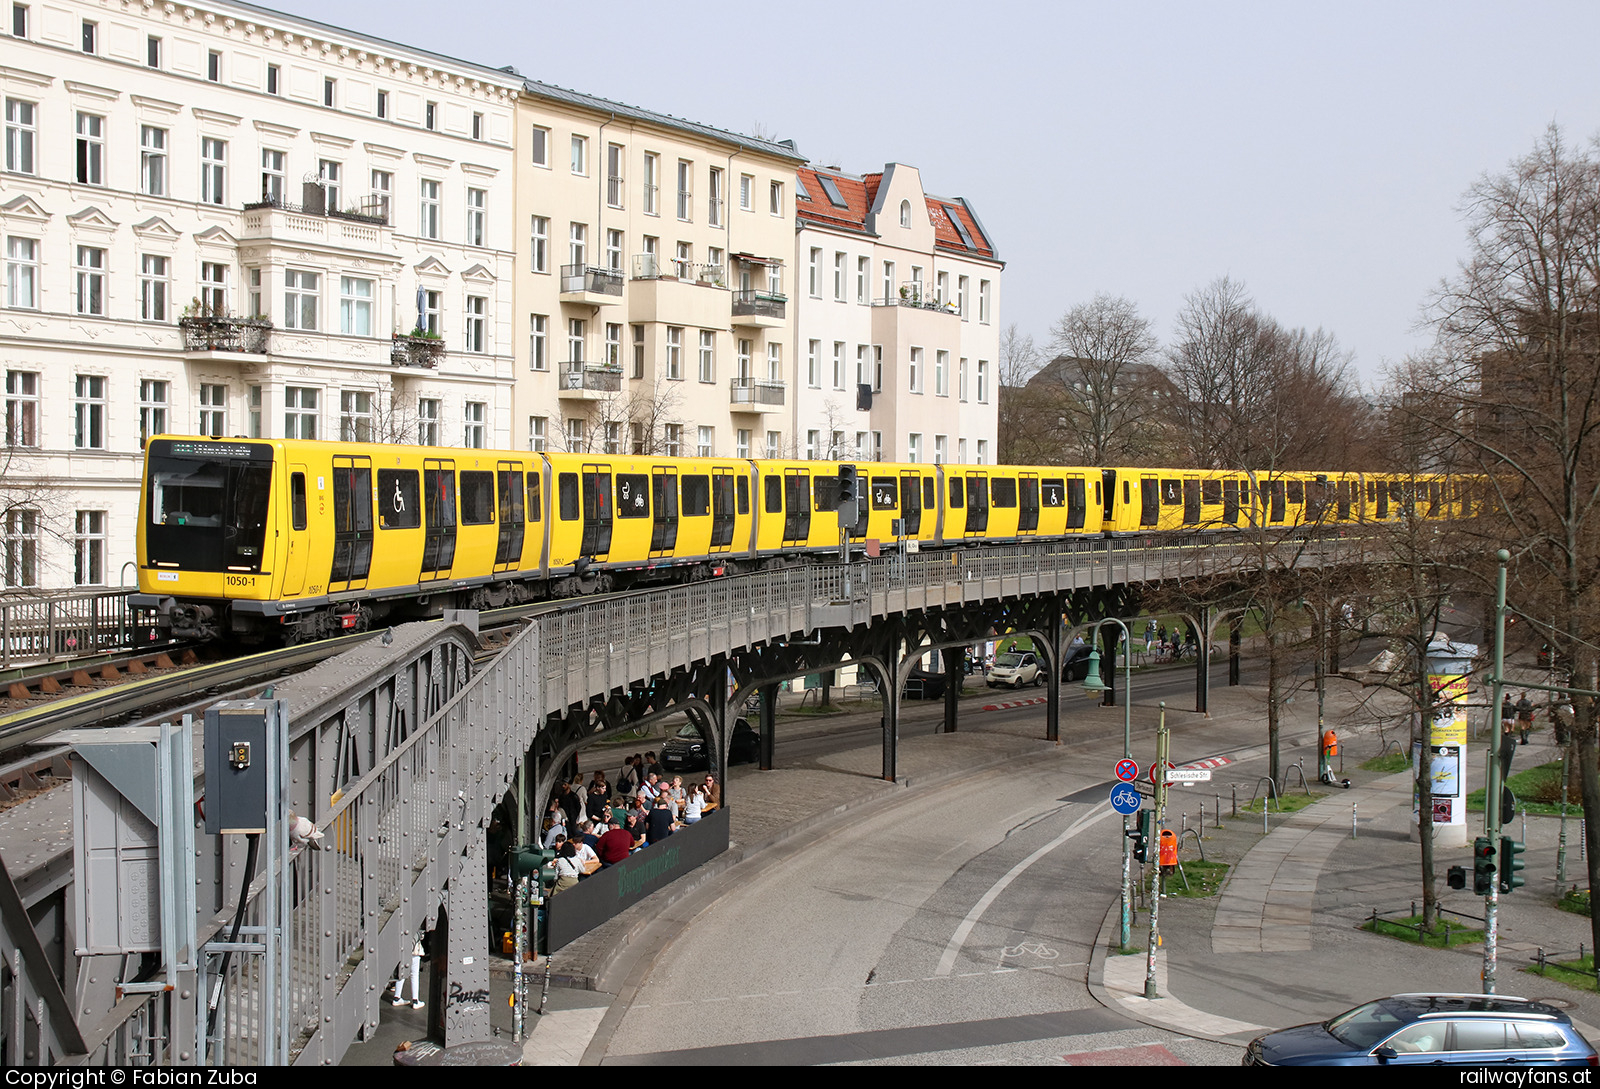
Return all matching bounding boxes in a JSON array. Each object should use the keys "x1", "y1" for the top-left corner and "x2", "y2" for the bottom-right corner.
[
  {"x1": 539, "y1": 752, "x2": 721, "y2": 895},
  {"x1": 1500, "y1": 691, "x2": 1538, "y2": 746},
  {"x1": 1145, "y1": 620, "x2": 1196, "y2": 660}
]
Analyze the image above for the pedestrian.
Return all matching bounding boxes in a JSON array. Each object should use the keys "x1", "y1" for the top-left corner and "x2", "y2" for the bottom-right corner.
[
  {"x1": 550, "y1": 842, "x2": 582, "y2": 895},
  {"x1": 390, "y1": 935, "x2": 425, "y2": 1009},
  {"x1": 1500, "y1": 694, "x2": 1516, "y2": 738},
  {"x1": 646, "y1": 794, "x2": 675, "y2": 844},
  {"x1": 1516, "y1": 691, "x2": 1535, "y2": 745}
]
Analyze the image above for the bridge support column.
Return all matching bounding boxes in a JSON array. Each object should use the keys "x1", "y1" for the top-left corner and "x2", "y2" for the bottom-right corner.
[
  {"x1": 1229, "y1": 617, "x2": 1242, "y2": 686},
  {"x1": 1195, "y1": 608, "x2": 1210, "y2": 715},
  {"x1": 758, "y1": 682, "x2": 778, "y2": 769},
  {"x1": 442, "y1": 835, "x2": 492, "y2": 1047},
  {"x1": 941, "y1": 647, "x2": 963, "y2": 733},
  {"x1": 1044, "y1": 605, "x2": 1063, "y2": 742},
  {"x1": 880, "y1": 634, "x2": 903, "y2": 782}
]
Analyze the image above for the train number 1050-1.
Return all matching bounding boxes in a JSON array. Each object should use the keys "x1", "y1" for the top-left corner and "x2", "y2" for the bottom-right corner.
[{"x1": 225, "y1": 575, "x2": 256, "y2": 587}]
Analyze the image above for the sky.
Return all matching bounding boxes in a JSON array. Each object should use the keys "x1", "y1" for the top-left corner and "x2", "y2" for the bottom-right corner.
[{"x1": 271, "y1": 0, "x2": 1600, "y2": 389}]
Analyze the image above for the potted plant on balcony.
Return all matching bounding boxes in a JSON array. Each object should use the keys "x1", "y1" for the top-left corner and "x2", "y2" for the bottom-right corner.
[
  {"x1": 392, "y1": 327, "x2": 445, "y2": 368},
  {"x1": 179, "y1": 299, "x2": 272, "y2": 352}
]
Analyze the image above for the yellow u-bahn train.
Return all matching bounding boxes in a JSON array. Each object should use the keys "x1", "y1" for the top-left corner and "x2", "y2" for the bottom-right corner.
[{"x1": 133, "y1": 436, "x2": 1466, "y2": 643}]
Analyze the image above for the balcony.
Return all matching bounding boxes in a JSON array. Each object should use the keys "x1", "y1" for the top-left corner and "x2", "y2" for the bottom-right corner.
[
  {"x1": 178, "y1": 314, "x2": 272, "y2": 354},
  {"x1": 558, "y1": 362, "x2": 623, "y2": 399},
  {"x1": 391, "y1": 333, "x2": 446, "y2": 369},
  {"x1": 873, "y1": 283, "x2": 959, "y2": 314},
  {"x1": 560, "y1": 264, "x2": 624, "y2": 305},
  {"x1": 729, "y1": 376, "x2": 785, "y2": 412},
  {"x1": 731, "y1": 289, "x2": 786, "y2": 328}
]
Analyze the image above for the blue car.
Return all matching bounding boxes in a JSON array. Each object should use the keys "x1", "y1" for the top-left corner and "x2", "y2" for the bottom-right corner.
[{"x1": 1243, "y1": 994, "x2": 1598, "y2": 1066}]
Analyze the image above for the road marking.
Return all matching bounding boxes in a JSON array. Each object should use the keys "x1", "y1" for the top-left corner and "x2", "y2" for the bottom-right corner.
[{"x1": 934, "y1": 805, "x2": 1120, "y2": 977}]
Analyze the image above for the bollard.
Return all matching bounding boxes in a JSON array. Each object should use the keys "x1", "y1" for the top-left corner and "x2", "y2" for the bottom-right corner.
[
  {"x1": 1232, "y1": 783, "x2": 1238, "y2": 818},
  {"x1": 1445, "y1": 922, "x2": 1452, "y2": 946},
  {"x1": 1352, "y1": 802, "x2": 1358, "y2": 839},
  {"x1": 1215, "y1": 793, "x2": 1222, "y2": 828},
  {"x1": 1262, "y1": 802, "x2": 1268, "y2": 835}
]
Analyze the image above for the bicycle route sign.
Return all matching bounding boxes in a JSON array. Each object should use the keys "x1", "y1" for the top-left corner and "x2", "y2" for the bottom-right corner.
[
  {"x1": 1109, "y1": 784, "x2": 1143, "y2": 815},
  {"x1": 1115, "y1": 759, "x2": 1139, "y2": 783}
]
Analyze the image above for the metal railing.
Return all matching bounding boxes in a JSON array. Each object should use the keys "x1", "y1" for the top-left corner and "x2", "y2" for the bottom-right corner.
[
  {"x1": 241, "y1": 194, "x2": 388, "y2": 226},
  {"x1": 730, "y1": 377, "x2": 786, "y2": 406},
  {"x1": 178, "y1": 315, "x2": 272, "y2": 354},
  {"x1": 560, "y1": 265, "x2": 623, "y2": 296},
  {"x1": 732, "y1": 289, "x2": 786, "y2": 320},
  {"x1": 0, "y1": 587, "x2": 155, "y2": 667},
  {"x1": 562, "y1": 363, "x2": 623, "y2": 392},
  {"x1": 390, "y1": 333, "x2": 445, "y2": 368}
]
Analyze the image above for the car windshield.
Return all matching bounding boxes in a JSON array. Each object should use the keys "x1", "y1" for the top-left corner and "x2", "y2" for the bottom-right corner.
[
  {"x1": 994, "y1": 654, "x2": 1023, "y2": 667},
  {"x1": 1325, "y1": 1001, "x2": 1407, "y2": 1049},
  {"x1": 674, "y1": 723, "x2": 700, "y2": 739}
]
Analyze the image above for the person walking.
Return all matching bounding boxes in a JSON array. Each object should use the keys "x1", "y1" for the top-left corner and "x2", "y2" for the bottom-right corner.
[{"x1": 1516, "y1": 691, "x2": 1535, "y2": 745}]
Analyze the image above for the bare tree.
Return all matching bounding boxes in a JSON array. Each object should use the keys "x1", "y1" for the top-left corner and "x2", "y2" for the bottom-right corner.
[
  {"x1": 998, "y1": 323, "x2": 1044, "y2": 387},
  {"x1": 1043, "y1": 294, "x2": 1160, "y2": 464}
]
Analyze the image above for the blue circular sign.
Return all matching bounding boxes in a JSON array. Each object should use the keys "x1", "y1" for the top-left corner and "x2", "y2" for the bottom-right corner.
[
  {"x1": 1110, "y1": 784, "x2": 1143, "y2": 815},
  {"x1": 1115, "y1": 759, "x2": 1139, "y2": 783}
]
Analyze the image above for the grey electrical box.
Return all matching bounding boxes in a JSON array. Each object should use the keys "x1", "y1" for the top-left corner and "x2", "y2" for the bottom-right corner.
[{"x1": 205, "y1": 702, "x2": 271, "y2": 834}]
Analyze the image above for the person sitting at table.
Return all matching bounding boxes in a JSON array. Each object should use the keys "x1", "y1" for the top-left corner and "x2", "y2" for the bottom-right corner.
[
  {"x1": 542, "y1": 820, "x2": 566, "y2": 849},
  {"x1": 550, "y1": 842, "x2": 582, "y2": 895},
  {"x1": 596, "y1": 819, "x2": 634, "y2": 867},
  {"x1": 701, "y1": 773, "x2": 721, "y2": 809},
  {"x1": 683, "y1": 785, "x2": 705, "y2": 824},
  {"x1": 638, "y1": 772, "x2": 662, "y2": 802},
  {"x1": 627, "y1": 795, "x2": 648, "y2": 828},
  {"x1": 623, "y1": 812, "x2": 646, "y2": 849},
  {"x1": 668, "y1": 775, "x2": 687, "y2": 807},
  {"x1": 571, "y1": 834, "x2": 599, "y2": 874},
  {"x1": 575, "y1": 819, "x2": 601, "y2": 849},
  {"x1": 646, "y1": 794, "x2": 675, "y2": 844}
]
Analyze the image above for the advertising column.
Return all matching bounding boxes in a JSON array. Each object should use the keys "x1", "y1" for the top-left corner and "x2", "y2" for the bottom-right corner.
[{"x1": 1416, "y1": 637, "x2": 1477, "y2": 848}]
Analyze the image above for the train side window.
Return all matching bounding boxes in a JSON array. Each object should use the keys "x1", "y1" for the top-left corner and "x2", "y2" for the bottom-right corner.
[
  {"x1": 616, "y1": 473, "x2": 650, "y2": 518},
  {"x1": 526, "y1": 474, "x2": 542, "y2": 522},
  {"x1": 871, "y1": 477, "x2": 898, "y2": 510},
  {"x1": 682, "y1": 474, "x2": 711, "y2": 517},
  {"x1": 813, "y1": 475, "x2": 841, "y2": 512},
  {"x1": 1066, "y1": 478, "x2": 1086, "y2": 529},
  {"x1": 377, "y1": 469, "x2": 420, "y2": 529},
  {"x1": 558, "y1": 473, "x2": 579, "y2": 521},
  {"x1": 1202, "y1": 480, "x2": 1222, "y2": 505},
  {"x1": 1094, "y1": 481, "x2": 1101, "y2": 505},
  {"x1": 291, "y1": 472, "x2": 308, "y2": 531},
  {"x1": 949, "y1": 477, "x2": 964, "y2": 508},
  {"x1": 1042, "y1": 479, "x2": 1065, "y2": 507},
  {"x1": 459, "y1": 471, "x2": 496, "y2": 525},
  {"x1": 1287, "y1": 480, "x2": 1304, "y2": 504},
  {"x1": 737, "y1": 476, "x2": 750, "y2": 515},
  {"x1": 1160, "y1": 478, "x2": 1181, "y2": 505},
  {"x1": 923, "y1": 478, "x2": 935, "y2": 509},
  {"x1": 765, "y1": 475, "x2": 782, "y2": 513},
  {"x1": 1123, "y1": 481, "x2": 1130, "y2": 504},
  {"x1": 991, "y1": 478, "x2": 1017, "y2": 508}
]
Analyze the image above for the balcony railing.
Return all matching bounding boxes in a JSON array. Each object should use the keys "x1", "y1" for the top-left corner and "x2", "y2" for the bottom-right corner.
[
  {"x1": 731, "y1": 289, "x2": 786, "y2": 321},
  {"x1": 632, "y1": 255, "x2": 725, "y2": 287},
  {"x1": 391, "y1": 333, "x2": 445, "y2": 368},
  {"x1": 179, "y1": 314, "x2": 272, "y2": 353},
  {"x1": 242, "y1": 192, "x2": 388, "y2": 226},
  {"x1": 563, "y1": 363, "x2": 623, "y2": 392},
  {"x1": 729, "y1": 377, "x2": 785, "y2": 407},
  {"x1": 561, "y1": 264, "x2": 624, "y2": 296},
  {"x1": 873, "y1": 283, "x2": 958, "y2": 312},
  {"x1": 607, "y1": 175, "x2": 624, "y2": 208},
  {"x1": 708, "y1": 197, "x2": 723, "y2": 227}
]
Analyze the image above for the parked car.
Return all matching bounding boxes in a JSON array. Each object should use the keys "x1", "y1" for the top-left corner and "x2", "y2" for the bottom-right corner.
[
  {"x1": 1243, "y1": 993, "x2": 1597, "y2": 1066},
  {"x1": 986, "y1": 651, "x2": 1042, "y2": 689},
  {"x1": 662, "y1": 717, "x2": 759, "y2": 771},
  {"x1": 1060, "y1": 644, "x2": 1095, "y2": 681}
]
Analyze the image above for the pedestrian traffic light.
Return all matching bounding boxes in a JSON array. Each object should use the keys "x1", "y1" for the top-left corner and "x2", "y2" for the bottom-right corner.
[
  {"x1": 1446, "y1": 865, "x2": 1466, "y2": 890},
  {"x1": 1499, "y1": 836, "x2": 1526, "y2": 893},
  {"x1": 1473, "y1": 837, "x2": 1497, "y2": 895}
]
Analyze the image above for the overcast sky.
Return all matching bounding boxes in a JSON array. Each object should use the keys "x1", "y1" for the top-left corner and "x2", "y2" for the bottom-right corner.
[{"x1": 275, "y1": 0, "x2": 1600, "y2": 388}]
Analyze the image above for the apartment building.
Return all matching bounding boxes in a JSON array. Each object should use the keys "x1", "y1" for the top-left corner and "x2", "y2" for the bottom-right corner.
[
  {"x1": 0, "y1": 0, "x2": 519, "y2": 588},
  {"x1": 514, "y1": 81, "x2": 805, "y2": 461},
  {"x1": 791, "y1": 162, "x2": 1002, "y2": 466}
]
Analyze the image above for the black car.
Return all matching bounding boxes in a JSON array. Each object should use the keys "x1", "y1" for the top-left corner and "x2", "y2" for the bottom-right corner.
[
  {"x1": 660, "y1": 717, "x2": 758, "y2": 771},
  {"x1": 1060, "y1": 644, "x2": 1095, "y2": 681},
  {"x1": 1244, "y1": 993, "x2": 1597, "y2": 1066}
]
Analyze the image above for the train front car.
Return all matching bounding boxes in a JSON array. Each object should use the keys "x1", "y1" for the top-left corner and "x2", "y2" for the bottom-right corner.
[{"x1": 136, "y1": 436, "x2": 280, "y2": 642}]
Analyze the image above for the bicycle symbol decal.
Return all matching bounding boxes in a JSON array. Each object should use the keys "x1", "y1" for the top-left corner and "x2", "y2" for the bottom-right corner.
[{"x1": 1000, "y1": 941, "x2": 1059, "y2": 961}]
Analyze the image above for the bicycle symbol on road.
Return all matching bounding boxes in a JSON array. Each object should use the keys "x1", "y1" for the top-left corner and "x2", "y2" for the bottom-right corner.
[{"x1": 1000, "y1": 941, "x2": 1059, "y2": 962}]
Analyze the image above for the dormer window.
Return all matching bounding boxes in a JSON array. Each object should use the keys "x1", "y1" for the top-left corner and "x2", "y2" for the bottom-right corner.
[{"x1": 900, "y1": 199, "x2": 911, "y2": 228}]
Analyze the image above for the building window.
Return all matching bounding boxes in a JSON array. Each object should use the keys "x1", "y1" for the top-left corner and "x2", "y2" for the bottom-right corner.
[
  {"x1": 807, "y1": 340, "x2": 820, "y2": 388},
  {"x1": 632, "y1": 324, "x2": 645, "y2": 379},
  {"x1": 698, "y1": 330, "x2": 715, "y2": 383},
  {"x1": 979, "y1": 280, "x2": 991, "y2": 323},
  {"x1": 198, "y1": 383, "x2": 226, "y2": 437},
  {"x1": 2, "y1": 99, "x2": 33, "y2": 176},
  {"x1": 74, "y1": 374, "x2": 105, "y2": 449},
  {"x1": 697, "y1": 426, "x2": 714, "y2": 458},
  {"x1": 138, "y1": 379, "x2": 167, "y2": 445},
  {"x1": 740, "y1": 174, "x2": 753, "y2": 210},
  {"x1": 873, "y1": 345, "x2": 883, "y2": 391},
  {"x1": 339, "y1": 390, "x2": 372, "y2": 441},
  {"x1": 471, "y1": 112, "x2": 483, "y2": 141},
  {"x1": 75, "y1": 246, "x2": 105, "y2": 316},
  {"x1": 322, "y1": 77, "x2": 336, "y2": 108},
  {"x1": 833, "y1": 342, "x2": 846, "y2": 390},
  {"x1": 529, "y1": 314, "x2": 547, "y2": 371},
  {"x1": 139, "y1": 125, "x2": 166, "y2": 195},
  {"x1": 565, "y1": 417, "x2": 584, "y2": 453},
  {"x1": 909, "y1": 347, "x2": 922, "y2": 393},
  {"x1": 857, "y1": 256, "x2": 869, "y2": 303},
  {"x1": 856, "y1": 345, "x2": 869, "y2": 388},
  {"x1": 736, "y1": 338, "x2": 752, "y2": 381},
  {"x1": 899, "y1": 199, "x2": 911, "y2": 228},
  {"x1": 283, "y1": 269, "x2": 318, "y2": 330},
  {"x1": 362, "y1": 170, "x2": 388, "y2": 223},
  {"x1": 74, "y1": 511, "x2": 105, "y2": 586},
  {"x1": 205, "y1": 49, "x2": 221, "y2": 82},
  {"x1": 9, "y1": 4, "x2": 25, "y2": 37},
  {"x1": 530, "y1": 126, "x2": 548, "y2": 167},
  {"x1": 284, "y1": 386, "x2": 318, "y2": 440},
  {"x1": 247, "y1": 385, "x2": 262, "y2": 438},
  {"x1": 735, "y1": 429, "x2": 750, "y2": 458},
  {"x1": 957, "y1": 275, "x2": 968, "y2": 319},
  {"x1": 146, "y1": 34, "x2": 161, "y2": 68},
  {"x1": 419, "y1": 179, "x2": 440, "y2": 239},
  {"x1": 4, "y1": 510, "x2": 37, "y2": 588},
  {"x1": 977, "y1": 360, "x2": 990, "y2": 403},
  {"x1": 424, "y1": 101, "x2": 438, "y2": 131},
  {"x1": 201, "y1": 137, "x2": 227, "y2": 205},
  {"x1": 5, "y1": 371, "x2": 37, "y2": 447},
  {"x1": 766, "y1": 430, "x2": 781, "y2": 459},
  {"x1": 643, "y1": 152, "x2": 659, "y2": 214},
  {"x1": 673, "y1": 241, "x2": 692, "y2": 279},
  {"x1": 937, "y1": 272, "x2": 950, "y2": 306},
  {"x1": 417, "y1": 398, "x2": 439, "y2": 445},
  {"x1": 606, "y1": 228, "x2": 623, "y2": 272},
  {"x1": 466, "y1": 188, "x2": 486, "y2": 247},
  {"x1": 567, "y1": 317, "x2": 585, "y2": 365},
  {"x1": 421, "y1": 289, "x2": 440, "y2": 336},
  {"x1": 708, "y1": 167, "x2": 723, "y2": 227},
  {"x1": 767, "y1": 343, "x2": 782, "y2": 383},
  {"x1": 977, "y1": 439, "x2": 988, "y2": 465},
  {"x1": 808, "y1": 248, "x2": 821, "y2": 297},
  {"x1": 935, "y1": 350, "x2": 949, "y2": 396},
  {"x1": 81, "y1": 19, "x2": 96, "y2": 53},
  {"x1": 530, "y1": 216, "x2": 548, "y2": 272},
  {"x1": 75, "y1": 112, "x2": 103, "y2": 185},
  {"x1": 805, "y1": 430, "x2": 818, "y2": 461},
  {"x1": 465, "y1": 295, "x2": 486, "y2": 353},
  {"x1": 665, "y1": 327, "x2": 682, "y2": 380},
  {"x1": 5, "y1": 236, "x2": 36, "y2": 308},
  {"x1": 607, "y1": 143, "x2": 624, "y2": 208},
  {"x1": 376, "y1": 89, "x2": 389, "y2": 119},
  {"x1": 569, "y1": 222, "x2": 587, "y2": 267},
  {"x1": 570, "y1": 134, "x2": 587, "y2": 175},
  {"x1": 317, "y1": 159, "x2": 341, "y2": 210},
  {"x1": 882, "y1": 261, "x2": 895, "y2": 302},
  {"x1": 340, "y1": 276, "x2": 373, "y2": 336},
  {"x1": 908, "y1": 433, "x2": 922, "y2": 463},
  {"x1": 261, "y1": 149, "x2": 285, "y2": 203},
  {"x1": 834, "y1": 252, "x2": 846, "y2": 301},
  {"x1": 247, "y1": 268, "x2": 263, "y2": 318},
  {"x1": 959, "y1": 357, "x2": 969, "y2": 401},
  {"x1": 664, "y1": 423, "x2": 682, "y2": 457},
  {"x1": 529, "y1": 414, "x2": 546, "y2": 453},
  {"x1": 934, "y1": 435, "x2": 947, "y2": 464},
  {"x1": 605, "y1": 322, "x2": 621, "y2": 369},
  {"x1": 602, "y1": 420, "x2": 620, "y2": 455},
  {"x1": 769, "y1": 180, "x2": 782, "y2": 215},
  {"x1": 139, "y1": 254, "x2": 169, "y2": 321},
  {"x1": 676, "y1": 160, "x2": 692, "y2": 221},
  {"x1": 266, "y1": 63, "x2": 280, "y2": 95}
]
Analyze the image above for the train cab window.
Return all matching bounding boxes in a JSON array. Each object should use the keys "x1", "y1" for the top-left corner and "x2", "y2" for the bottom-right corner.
[
  {"x1": 1042, "y1": 479, "x2": 1065, "y2": 507},
  {"x1": 1202, "y1": 480, "x2": 1222, "y2": 505},
  {"x1": 682, "y1": 474, "x2": 711, "y2": 517},
  {"x1": 526, "y1": 474, "x2": 542, "y2": 521},
  {"x1": 991, "y1": 478, "x2": 1017, "y2": 508},
  {"x1": 291, "y1": 472, "x2": 308, "y2": 531},
  {"x1": 922, "y1": 477, "x2": 935, "y2": 510},
  {"x1": 949, "y1": 477, "x2": 964, "y2": 508},
  {"x1": 460, "y1": 471, "x2": 496, "y2": 525},
  {"x1": 737, "y1": 476, "x2": 750, "y2": 515},
  {"x1": 377, "y1": 469, "x2": 420, "y2": 529},
  {"x1": 558, "y1": 473, "x2": 579, "y2": 520},
  {"x1": 765, "y1": 475, "x2": 782, "y2": 513},
  {"x1": 871, "y1": 477, "x2": 898, "y2": 510},
  {"x1": 616, "y1": 473, "x2": 650, "y2": 518}
]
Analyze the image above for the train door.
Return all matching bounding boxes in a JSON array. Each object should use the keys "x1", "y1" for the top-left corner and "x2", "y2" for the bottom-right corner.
[
  {"x1": 283, "y1": 464, "x2": 310, "y2": 594},
  {"x1": 1183, "y1": 477, "x2": 1201, "y2": 525},
  {"x1": 494, "y1": 462, "x2": 525, "y2": 570},
  {"x1": 783, "y1": 469, "x2": 811, "y2": 544},
  {"x1": 1140, "y1": 475, "x2": 1159, "y2": 527},
  {"x1": 329, "y1": 456, "x2": 373, "y2": 592},
  {"x1": 1269, "y1": 479, "x2": 1286, "y2": 523},
  {"x1": 1102, "y1": 470, "x2": 1118, "y2": 523},
  {"x1": 710, "y1": 468, "x2": 736, "y2": 550},
  {"x1": 964, "y1": 472, "x2": 989, "y2": 535},
  {"x1": 1223, "y1": 479, "x2": 1239, "y2": 524},
  {"x1": 1018, "y1": 473, "x2": 1040, "y2": 533},
  {"x1": 650, "y1": 467, "x2": 678, "y2": 555},
  {"x1": 421, "y1": 460, "x2": 457, "y2": 581},
  {"x1": 900, "y1": 471, "x2": 922, "y2": 536},
  {"x1": 1065, "y1": 476, "x2": 1086, "y2": 530},
  {"x1": 581, "y1": 464, "x2": 613, "y2": 557}
]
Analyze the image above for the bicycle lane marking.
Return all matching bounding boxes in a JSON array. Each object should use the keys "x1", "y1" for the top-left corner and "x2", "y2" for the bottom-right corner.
[{"x1": 934, "y1": 804, "x2": 1121, "y2": 977}]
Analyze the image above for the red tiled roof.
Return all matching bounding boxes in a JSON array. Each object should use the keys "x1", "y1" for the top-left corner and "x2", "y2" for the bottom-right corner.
[
  {"x1": 862, "y1": 173, "x2": 884, "y2": 207},
  {"x1": 795, "y1": 166, "x2": 870, "y2": 231},
  {"x1": 927, "y1": 198, "x2": 993, "y2": 258}
]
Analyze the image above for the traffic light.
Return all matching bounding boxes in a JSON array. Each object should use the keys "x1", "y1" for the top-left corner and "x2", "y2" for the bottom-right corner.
[
  {"x1": 1499, "y1": 836, "x2": 1526, "y2": 893},
  {"x1": 1129, "y1": 808, "x2": 1154, "y2": 863},
  {"x1": 1473, "y1": 837, "x2": 1497, "y2": 895},
  {"x1": 1446, "y1": 865, "x2": 1466, "y2": 890},
  {"x1": 836, "y1": 465, "x2": 859, "y2": 512}
]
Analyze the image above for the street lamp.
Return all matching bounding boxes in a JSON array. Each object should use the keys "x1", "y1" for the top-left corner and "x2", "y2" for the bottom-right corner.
[{"x1": 1081, "y1": 616, "x2": 1133, "y2": 950}]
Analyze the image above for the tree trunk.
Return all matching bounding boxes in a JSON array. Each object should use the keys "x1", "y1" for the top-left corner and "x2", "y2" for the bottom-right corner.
[
  {"x1": 1417, "y1": 669, "x2": 1437, "y2": 929},
  {"x1": 1266, "y1": 625, "x2": 1282, "y2": 786}
]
